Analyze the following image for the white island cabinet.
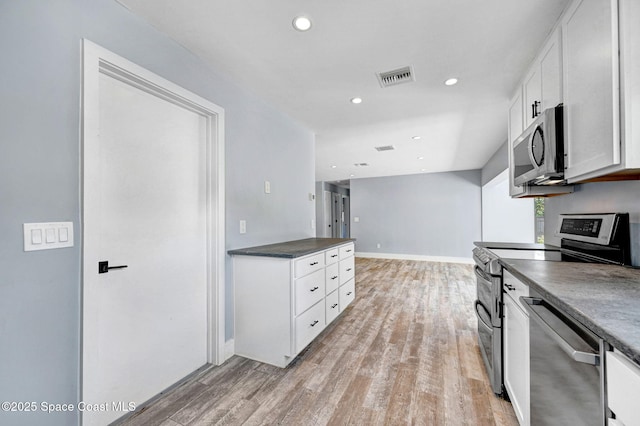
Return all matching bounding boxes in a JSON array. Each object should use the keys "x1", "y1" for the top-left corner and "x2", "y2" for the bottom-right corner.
[{"x1": 230, "y1": 238, "x2": 355, "y2": 368}]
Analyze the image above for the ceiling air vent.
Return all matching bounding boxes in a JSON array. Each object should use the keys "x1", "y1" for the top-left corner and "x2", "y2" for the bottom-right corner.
[
  {"x1": 354, "y1": 162, "x2": 370, "y2": 167},
  {"x1": 374, "y1": 145, "x2": 395, "y2": 152},
  {"x1": 376, "y1": 66, "x2": 415, "y2": 88}
]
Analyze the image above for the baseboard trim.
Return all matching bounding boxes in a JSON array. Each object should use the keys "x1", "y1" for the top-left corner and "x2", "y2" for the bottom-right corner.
[
  {"x1": 224, "y1": 339, "x2": 235, "y2": 362},
  {"x1": 356, "y1": 252, "x2": 474, "y2": 265}
]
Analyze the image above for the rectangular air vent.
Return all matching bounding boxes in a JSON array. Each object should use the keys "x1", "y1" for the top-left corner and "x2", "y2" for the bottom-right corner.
[
  {"x1": 376, "y1": 66, "x2": 415, "y2": 88},
  {"x1": 354, "y1": 162, "x2": 370, "y2": 167},
  {"x1": 374, "y1": 145, "x2": 395, "y2": 152}
]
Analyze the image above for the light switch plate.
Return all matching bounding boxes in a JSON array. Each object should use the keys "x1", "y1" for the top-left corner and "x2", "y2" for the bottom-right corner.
[
  {"x1": 24, "y1": 222, "x2": 74, "y2": 251},
  {"x1": 264, "y1": 181, "x2": 271, "y2": 194},
  {"x1": 239, "y1": 220, "x2": 247, "y2": 234}
]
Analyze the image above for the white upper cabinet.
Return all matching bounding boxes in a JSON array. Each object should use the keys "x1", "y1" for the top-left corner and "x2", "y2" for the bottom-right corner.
[
  {"x1": 507, "y1": 28, "x2": 570, "y2": 198},
  {"x1": 523, "y1": 28, "x2": 562, "y2": 129},
  {"x1": 562, "y1": 0, "x2": 620, "y2": 181},
  {"x1": 563, "y1": 0, "x2": 640, "y2": 182}
]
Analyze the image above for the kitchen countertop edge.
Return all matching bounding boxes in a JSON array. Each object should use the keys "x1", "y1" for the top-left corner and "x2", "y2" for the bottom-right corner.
[{"x1": 228, "y1": 237, "x2": 356, "y2": 259}]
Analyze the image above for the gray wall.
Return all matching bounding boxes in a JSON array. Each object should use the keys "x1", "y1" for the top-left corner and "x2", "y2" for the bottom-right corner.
[
  {"x1": 0, "y1": 1, "x2": 314, "y2": 425},
  {"x1": 544, "y1": 180, "x2": 640, "y2": 266},
  {"x1": 350, "y1": 171, "x2": 482, "y2": 258},
  {"x1": 481, "y1": 140, "x2": 509, "y2": 185}
]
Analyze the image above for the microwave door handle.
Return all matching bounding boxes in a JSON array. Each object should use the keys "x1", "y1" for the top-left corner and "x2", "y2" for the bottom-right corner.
[{"x1": 520, "y1": 297, "x2": 599, "y2": 366}]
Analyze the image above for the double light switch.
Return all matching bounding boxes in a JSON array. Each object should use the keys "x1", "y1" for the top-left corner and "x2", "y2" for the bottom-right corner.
[{"x1": 23, "y1": 222, "x2": 74, "y2": 251}]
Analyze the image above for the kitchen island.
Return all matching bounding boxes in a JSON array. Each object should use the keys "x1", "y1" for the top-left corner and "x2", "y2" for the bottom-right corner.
[{"x1": 229, "y1": 238, "x2": 356, "y2": 367}]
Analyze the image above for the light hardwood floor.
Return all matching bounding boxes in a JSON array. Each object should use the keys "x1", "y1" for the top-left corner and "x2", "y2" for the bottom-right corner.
[{"x1": 117, "y1": 258, "x2": 518, "y2": 426}]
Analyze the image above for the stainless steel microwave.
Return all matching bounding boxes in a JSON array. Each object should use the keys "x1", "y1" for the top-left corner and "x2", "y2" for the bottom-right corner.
[{"x1": 513, "y1": 105, "x2": 565, "y2": 186}]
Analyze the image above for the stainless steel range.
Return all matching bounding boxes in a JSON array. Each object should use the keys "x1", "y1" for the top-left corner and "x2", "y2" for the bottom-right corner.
[{"x1": 472, "y1": 212, "x2": 632, "y2": 398}]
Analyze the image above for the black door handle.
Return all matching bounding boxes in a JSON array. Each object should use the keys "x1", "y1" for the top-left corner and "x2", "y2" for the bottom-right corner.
[{"x1": 98, "y1": 261, "x2": 128, "y2": 274}]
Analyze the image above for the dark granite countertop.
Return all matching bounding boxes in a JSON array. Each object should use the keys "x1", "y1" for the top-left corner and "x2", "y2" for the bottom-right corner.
[
  {"x1": 500, "y1": 258, "x2": 640, "y2": 366},
  {"x1": 228, "y1": 237, "x2": 355, "y2": 259},
  {"x1": 475, "y1": 241, "x2": 560, "y2": 251}
]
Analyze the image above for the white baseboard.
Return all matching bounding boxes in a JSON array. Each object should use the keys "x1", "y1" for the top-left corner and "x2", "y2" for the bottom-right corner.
[
  {"x1": 224, "y1": 339, "x2": 235, "y2": 362},
  {"x1": 356, "y1": 252, "x2": 474, "y2": 265}
]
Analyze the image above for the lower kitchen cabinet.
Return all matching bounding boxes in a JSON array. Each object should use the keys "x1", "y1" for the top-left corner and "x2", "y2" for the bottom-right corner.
[
  {"x1": 503, "y1": 271, "x2": 530, "y2": 426},
  {"x1": 232, "y1": 241, "x2": 355, "y2": 368},
  {"x1": 606, "y1": 350, "x2": 640, "y2": 426}
]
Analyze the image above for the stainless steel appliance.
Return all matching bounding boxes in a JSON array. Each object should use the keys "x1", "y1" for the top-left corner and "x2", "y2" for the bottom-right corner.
[
  {"x1": 472, "y1": 212, "x2": 631, "y2": 399},
  {"x1": 521, "y1": 289, "x2": 605, "y2": 425},
  {"x1": 513, "y1": 105, "x2": 565, "y2": 186}
]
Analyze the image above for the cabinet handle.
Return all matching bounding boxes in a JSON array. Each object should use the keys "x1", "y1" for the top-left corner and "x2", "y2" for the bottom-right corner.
[
  {"x1": 331, "y1": 303, "x2": 338, "y2": 309},
  {"x1": 532, "y1": 100, "x2": 540, "y2": 118},
  {"x1": 346, "y1": 268, "x2": 352, "y2": 272},
  {"x1": 331, "y1": 275, "x2": 338, "y2": 280},
  {"x1": 347, "y1": 291, "x2": 353, "y2": 296},
  {"x1": 331, "y1": 254, "x2": 338, "y2": 258},
  {"x1": 504, "y1": 283, "x2": 515, "y2": 291},
  {"x1": 346, "y1": 249, "x2": 352, "y2": 253},
  {"x1": 310, "y1": 286, "x2": 319, "y2": 292},
  {"x1": 310, "y1": 261, "x2": 319, "y2": 266},
  {"x1": 310, "y1": 320, "x2": 319, "y2": 327}
]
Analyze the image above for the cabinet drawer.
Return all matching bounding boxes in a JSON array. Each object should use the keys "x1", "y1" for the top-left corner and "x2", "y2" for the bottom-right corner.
[
  {"x1": 607, "y1": 350, "x2": 640, "y2": 426},
  {"x1": 325, "y1": 248, "x2": 340, "y2": 265},
  {"x1": 295, "y1": 252, "x2": 324, "y2": 278},
  {"x1": 339, "y1": 278, "x2": 355, "y2": 311},
  {"x1": 325, "y1": 262, "x2": 340, "y2": 294},
  {"x1": 339, "y1": 256, "x2": 355, "y2": 285},
  {"x1": 295, "y1": 268, "x2": 325, "y2": 315},
  {"x1": 295, "y1": 300, "x2": 325, "y2": 353},
  {"x1": 339, "y1": 243, "x2": 355, "y2": 259},
  {"x1": 503, "y1": 270, "x2": 529, "y2": 312},
  {"x1": 326, "y1": 289, "x2": 340, "y2": 324}
]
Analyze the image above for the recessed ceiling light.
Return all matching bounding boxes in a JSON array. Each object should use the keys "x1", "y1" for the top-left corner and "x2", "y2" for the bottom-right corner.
[
  {"x1": 411, "y1": 136, "x2": 421, "y2": 140},
  {"x1": 350, "y1": 97, "x2": 362, "y2": 104},
  {"x1": 350, "y1": 174, "x2": 355, "y2": 177},
  {"x1": 331, "y1": 165, "x2": 337, "y2": 169},
  {"x1": 421, "y1": 168, "x2": 427, "y2": 172},
  {"x1": 444, "y1": 78, "x2": 458, "y2": 86},
  {"x1": 417, "y1": 156, "x2": 424, "y2": 160},
  {"x1": 292, "y1": 15, "x2": 312, "y2": 31}
]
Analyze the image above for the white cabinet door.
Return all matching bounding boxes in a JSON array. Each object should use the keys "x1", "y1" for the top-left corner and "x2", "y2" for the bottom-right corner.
[
  {"x1": 524, "y1": 68, "x2": 542, "y2": 129},
  {"x1": 607, "y1": 350, "x2": 640, "y2": 426},
  {"x1": 504, "y1": 293, "x2": 530, "y2": 426},
  {"x1": 540, "y1": 31, "x2": 562, "y2": 111},
  {"x1": 563, "y1": 0, "x2": 621, "y2": 181}
]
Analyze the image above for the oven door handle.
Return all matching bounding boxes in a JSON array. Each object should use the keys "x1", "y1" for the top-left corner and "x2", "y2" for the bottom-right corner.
[
  {"x1": 474, "y1": 300, "x2": 493, "y2": 334},
  {"x1": 520, "y1": 296, "x2": 600, "y2": 366},
  {"x1": 474, "y1": 265, "x2": 491, "y2": 283}
]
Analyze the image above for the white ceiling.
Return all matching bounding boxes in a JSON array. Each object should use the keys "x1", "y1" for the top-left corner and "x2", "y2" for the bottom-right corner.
[{"x1": 118, "y1": 0, "x2": 570, "y2": 183}]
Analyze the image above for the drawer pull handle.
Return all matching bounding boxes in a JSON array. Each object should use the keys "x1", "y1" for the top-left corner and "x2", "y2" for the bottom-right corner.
[
  {"x1": 504, "y1": 284, "x2": 515, "y2": 291},
  {"x1": 331, "y1": 254, "x2": 338, "y2": 258},
  {"x1": 331, "y1": 275, "x2": 338, "y2": 280},
  {"x1": 346, "y1": 268, "x2": 352, "y2": 272},
  {"x1": 347, "y1": 291, "x2": 353, "y2": 296},
  {"x1": 310, "y1": 320, "x2": 319, "y2": 327},
  {"x1": 310, "y1": 261, "x2": 319, "y2": 266},
  {"x1": 346, "y1": 249, "x2": 352, "y2": 253},
  {"x1": 331, "y1": 303, "x2": 338, "y2": 309},
  {"x1": 310, "y1": 286, "x2": 319, "y2": 292}
]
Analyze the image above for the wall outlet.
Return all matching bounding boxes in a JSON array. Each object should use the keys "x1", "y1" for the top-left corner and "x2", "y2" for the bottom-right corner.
[
  {"x1": 311, "y1": 219, "x2": 316, "y2": 229},
  {"x1": 264, "y1": 181, "x2": 271, "y2": 194},
  {"x1": 239, "y1": 220, "x2": 247, "y2": 234},
  {"x1": 354, "y1": 216, "x2": 360, "y2": 223},
  {"x1": 377, "y1": 243, "x2": 381, "y2": 249}
]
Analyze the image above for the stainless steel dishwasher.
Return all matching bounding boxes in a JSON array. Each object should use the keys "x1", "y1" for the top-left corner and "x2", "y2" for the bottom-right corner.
[{"x1": 521, "y1": 289, "x2": 606, "y2": 425}]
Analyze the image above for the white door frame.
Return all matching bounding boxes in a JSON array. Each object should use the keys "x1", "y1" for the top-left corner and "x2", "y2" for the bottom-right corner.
[{"x1": 81, "y1": 39, "x2": 226, "y2": 394}]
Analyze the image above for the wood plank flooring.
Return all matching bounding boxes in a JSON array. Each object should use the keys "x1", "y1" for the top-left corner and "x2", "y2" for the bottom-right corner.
[{"x1": 117, "y1": 258, "x2": 518, "y2": 426}]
